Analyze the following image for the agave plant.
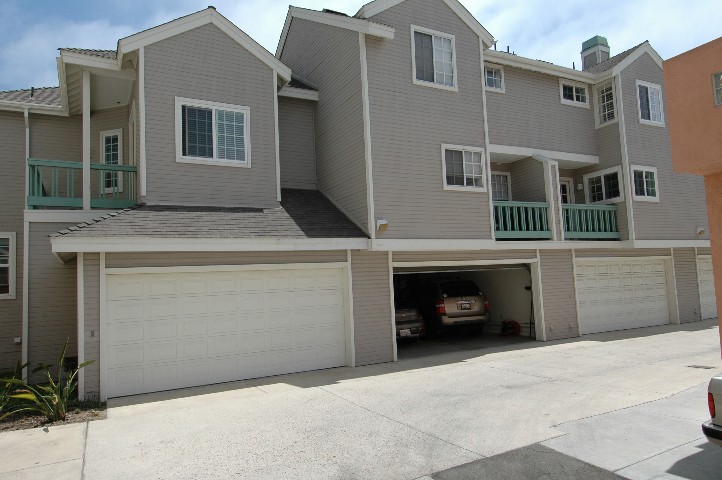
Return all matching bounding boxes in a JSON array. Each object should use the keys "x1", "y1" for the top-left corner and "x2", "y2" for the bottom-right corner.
[
  {"x1": 0, "y1": 360, "x2": 29, "y2": 415},
  {"x1": 1, "y1": 340, "x2": 93, "y2": 422}
]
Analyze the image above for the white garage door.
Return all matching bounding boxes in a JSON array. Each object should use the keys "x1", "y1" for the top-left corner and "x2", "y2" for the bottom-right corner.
[
  {"x1": 698, "y1": 256, "x2": 718, "y2": 320},
  {"x1": 575, "y1": 259, "x2": 670, "y2": 335},
  {"x1": 105, "y1": 266, "x2": 348, "y2": 398}
]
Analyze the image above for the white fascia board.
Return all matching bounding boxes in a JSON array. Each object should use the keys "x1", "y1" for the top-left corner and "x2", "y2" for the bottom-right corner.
[
  {"x1": 60, "y1": 51, "x2": 121, "y2": 71},
  {"x1": 489, "y1": 144, "x2": 599, "y2": 165},
  {"x1": 0, "y1": 101, "x2": 65, "y2": 116},
  {"x1": 355, "y1": 0, "x2": 494, "y2": 47},
  {"x1": 51, "y1": 236, "x2": 370, "y2": 253},
  {"x1": 277, "y1": 7, "x2": 395, "y2": 58},
  {"x1": 611, "y1": 43, "x2": 663, "y2": 75},
  {"x1": 392, "y1": 258, "x2": 537, "y2": 268},
  {"x1": 371, "y1": 239, "x2": 496, "y2": 251},
  {"x1": 278, "y1": 86, "x2": 319, "y2": 101},
  {"x1": 119, "y1": 8, "x2": 292, "y2": 82},
  {"x1": 25, "y1": 210, "x2": 120, "y2": 223},
  {"x1": 633, "y1": 240, "x2": 711, "y2": 249},
  {"x1": 485, "y1": 50, "x2": 596, "y2": 83}
]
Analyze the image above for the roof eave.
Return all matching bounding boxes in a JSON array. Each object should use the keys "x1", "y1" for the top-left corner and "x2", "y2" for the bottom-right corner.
[{"x1": 485, "y1": 50, "x2": 597, "y2": 83}]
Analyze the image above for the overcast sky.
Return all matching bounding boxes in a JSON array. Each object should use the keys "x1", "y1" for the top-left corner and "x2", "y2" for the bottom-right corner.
[{"x1": 0, "y1": 0, "x2": 718, "y2": 91}]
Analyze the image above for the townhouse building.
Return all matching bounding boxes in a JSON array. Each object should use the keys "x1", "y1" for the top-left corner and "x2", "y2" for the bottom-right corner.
[{"x1": 0, "y1": 0, "x2": 714, "y2": 400}]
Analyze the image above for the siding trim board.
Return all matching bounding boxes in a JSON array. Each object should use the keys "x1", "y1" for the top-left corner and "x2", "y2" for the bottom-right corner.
[
  {"x1": 480, "y1": 40, "x2": 496, "y2": 240},
  {"x1": 615, "y1": 73, "x2": 636, "y2": 240},
  {"x1": 76, "y1": 252, "x2": 84, "y2": 398},
  {"x1": 360, "y1": 33, "x2": 376, "y2": 239}
]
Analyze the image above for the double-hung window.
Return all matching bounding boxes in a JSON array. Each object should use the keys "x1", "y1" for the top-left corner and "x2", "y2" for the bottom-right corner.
[
  {"x1": 583, "y1": 166, "x2": 623, "y2": 204},
  {"x1": 442, "y1": 144, "x2": 486, "y2": 191},
  {"x1": 560, "y1": 80, "x2": 589, "y2": 107},
  {"x1": 636, "y1": 80, "x2": 664, "y2": 126},
  {"x1": 175, "y1": 97, "x2": 250, "y2": 167},
  {"x1": 0, "y1": 233, "x2": 15, "y2": 299},
  {"x1": 484, "y1": 65, "x2": 504, "y2": 93},
  {"x1": 412, "y1": 26, "x2": 457, "y2": 91},
  {"x1": 595, "y1": 80, "x2": 615, "y2": 126},
  {"x1": 100, "y1": 129, "x2": 123, "y2": 193},
  {"x1": 631, "y1": 165, "x2": 659, "y2": 201},
  {"x1": 490, "y1": 172, "x2": 511, "y2": 200},
  {"x1": 713, "y1": 71, "x2": 722, "y2": 106}
]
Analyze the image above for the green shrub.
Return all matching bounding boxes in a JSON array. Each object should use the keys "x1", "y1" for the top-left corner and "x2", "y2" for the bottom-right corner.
[
  {"x1": 0, "y1": 361, "x2": 28, "y2": 415},
  {"x1": 1, "y1": 340, "x2": 93, "y2": 422}
]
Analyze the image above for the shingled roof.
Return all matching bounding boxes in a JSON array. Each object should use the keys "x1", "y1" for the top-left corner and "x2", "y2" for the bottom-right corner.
[
  {"x1": 585, "y1": 41, "x2": 646, "y2": 74},
  {"x1": 0, "y1": 86, "x2": 61, "y2": 106},
  {"x1": 60, "y1": 48, "x2": 118, "y2": 60},
  {"x1": 51, "y1": 189, "x2": 367, "y2": 239}
]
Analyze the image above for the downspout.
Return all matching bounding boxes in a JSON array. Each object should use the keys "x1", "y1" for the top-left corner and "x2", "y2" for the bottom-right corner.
[{"x1": 22, "y1": 108, "x2": 30, "y2": 375}]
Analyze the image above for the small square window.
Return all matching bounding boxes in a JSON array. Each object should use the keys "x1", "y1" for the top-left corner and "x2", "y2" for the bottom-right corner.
[
  {"x1": 442, "y1": 145, "x2": 486, "y2": 191},
  {"x1": 713, "y1": 71, "x2": 722, "y2": 106},
  {"x1": 485, "y1": 65, "x2": 504, "y2": 93},
  {"x1": 583, "y1": 167, "x2": 624, "y2": 204},
  {"x1": 411, "y1": 26, "x2": 457, "y2": 91},
  {"x1": 560, "y1": 80, "x2": 589, "y2": 108},
  {"x1": 631, "y1": 165, "x2": 659, "y2": 202},
  {"x1": 636, "y1": 80, "x2": 664, "y2": 126}
]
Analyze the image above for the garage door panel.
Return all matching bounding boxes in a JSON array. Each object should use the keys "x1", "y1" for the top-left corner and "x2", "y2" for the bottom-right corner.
[
  {"x1": 178, "y1": 338, "x2": 208, "y2": 358},
  {"x1": 145, "y1": 318, "x2": 177, "y2": 340},
  {"x1": 698, "y1": 257, "x2": 718, "y2": 320},
  {"x1": 208, "y1": 316, "x2": 237, "y2": 334},
  {"x1": 145, "y1": 341, "x2": 177, "y2": 363},
  {"x1": 110, "y1": 344, "x2": 144, "y2": 366},
  {"x1": 147, "y1": 279, "x2": 177, "y2": 297},
  {"x1": 109, "y1": 301, "x2": 144, "y2": 321},
  {"x1": 576, "y1": 258, "x2": 669, "y2": 335}
]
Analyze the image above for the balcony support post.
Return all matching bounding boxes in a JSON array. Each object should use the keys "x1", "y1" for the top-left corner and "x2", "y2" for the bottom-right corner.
[{"x1": 82, "y1": 70, "x2": 91, "y2": 211}]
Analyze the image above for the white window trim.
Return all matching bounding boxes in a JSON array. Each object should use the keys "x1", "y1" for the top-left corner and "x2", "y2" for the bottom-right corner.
[
  {"x1": 100, "y1": 128, "x2": 123, "y2": 194},
  {"x1": 635, "y1": 80, "x2": 665, "y2": 127},
  {"x1": 0, "y1": 232, "x2": 16, "y2": 300},
  {"x1": 630, "y1": 165, "x2": 660, "y2": 203},
  {"x1": 559, "y1": 79, "x2": 589, "y2": 108},
  {"x1": 484, "y1": 64, "x2": 505, "y2": 93},
  {"x1": 490, "y1": 171, "x2": 512, "y2": 200},
  {"x1": 175, "y1": 97, "x2": 251, "y2": 168},
  {"x1": 441, "y1": 144, "x2": 487, "y2": 192},
  {"x1": 593, "y1": 80, "x2": 618, "y2": 129},
  {"x1": 410, "y1": 25, "x2": 458, "y2": 93},
  {"x1": 583, "y1": 165, "x2": 624, "y2": 204},
  {"x1": 559, "y1": 176, "x2": 575, "y2": 204}
]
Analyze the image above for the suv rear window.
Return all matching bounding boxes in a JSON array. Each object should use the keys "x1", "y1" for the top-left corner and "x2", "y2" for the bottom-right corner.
[{"x1": 440, "y1": 281, "x2": 480, "y2": 297}]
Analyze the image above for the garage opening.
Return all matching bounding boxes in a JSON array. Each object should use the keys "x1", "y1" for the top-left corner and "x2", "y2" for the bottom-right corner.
[{"x1": 392, "y1": 263, "x2": 542, "y2": 359}]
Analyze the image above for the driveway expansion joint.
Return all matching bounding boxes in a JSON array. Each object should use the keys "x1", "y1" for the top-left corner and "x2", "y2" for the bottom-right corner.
[{"x1": 610, "y1": 436, "x2": 706, "y2": 473}]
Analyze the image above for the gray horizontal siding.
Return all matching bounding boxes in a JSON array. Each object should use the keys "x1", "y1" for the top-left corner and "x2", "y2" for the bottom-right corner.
[
  {"x1": 673, "y1": 248, "x2": 702, "y2": 324},
  {"x1": 29, "y1": 113, "x2": 82, "y2": 161},
  {"x1": 486, "y1": 66, "x2": 597, "y2": 155},
  {"x1": 540, "y1": 250, "x2": 578, "y2": 340},
  {"x1": 574, "y1": 248, "x2": 671, "y2": 258},
  {"x1": 620, "y1": 53, "x2": 708, "y2": 240},
  {"x1": 144, "y1": 23, "x2": 278, "y2": 208},
  {"x1": 278, "y1": 97, "x2": 316, "y2": 190},
  {"x1": 83, "y1": 253, "x2": 100, "y2": 398},
  {"x1": 510, "y1": 158, "x2": 545, "y2": 202},
  {"x1": 27, "y1": 222, "x2": 77, "y2": 379},
  {"x1": 280, "y1": 19, "x2": 368, "y2": 233},
  {"x1": 105, "y1": 251, "x2": 347, "y2": 268},
  {"x1": 0, "y1": 111, "x2": 25, "y2": 370},
  {"x1": 352, "y1": 250, "x2": 393, "y2": 365},
  {"x1": 365, "y1": 0, "x2": 490, "y2": 239},
  {"x1": 393, "y1": 250, "x2": 537, "y2": 264}
]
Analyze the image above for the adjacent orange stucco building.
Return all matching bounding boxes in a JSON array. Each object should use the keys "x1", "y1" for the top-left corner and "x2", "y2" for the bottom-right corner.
[{"x1": 665, "y1": 37, "x2": 722, "y2": 347}]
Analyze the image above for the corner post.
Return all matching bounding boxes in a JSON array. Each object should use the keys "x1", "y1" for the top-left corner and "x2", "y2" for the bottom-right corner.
[{"x1": 82, "y1": 70, "x2": 91, "y2": 210}]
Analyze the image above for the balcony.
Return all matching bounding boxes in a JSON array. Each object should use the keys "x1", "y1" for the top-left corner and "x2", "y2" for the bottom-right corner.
[
  {"x1": 27, "y1": 158, "x2": 138, "y2": 210},
  {"x1": 563, "y1": 204, "x2": 620, "y2": 239},
  {"x1": 494, "y1": 201, "x2": 552, "y2": 239}
]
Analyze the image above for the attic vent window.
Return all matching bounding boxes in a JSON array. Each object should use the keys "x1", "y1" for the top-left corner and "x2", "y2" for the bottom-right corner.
[{"x1": 175, "y1": 97, "x2": 251, "y2": 168}]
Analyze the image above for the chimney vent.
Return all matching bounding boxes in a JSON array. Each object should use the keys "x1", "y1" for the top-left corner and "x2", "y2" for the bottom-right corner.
[{"x1": 581, "y1": 35, "x2": 610, "y2": 71}]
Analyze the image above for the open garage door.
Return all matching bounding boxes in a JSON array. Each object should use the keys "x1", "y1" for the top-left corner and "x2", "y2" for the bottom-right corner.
[
  {"x1": 575, "y1": 258, "x2": 671, "y2": 335},
  {"x1": 697, "y1": 256, "x2": 718, "y2": 320},
  {"x1": 105, "y1": 266, "x2": 349, "y2": 398},
  {"x1": 392, "y1": 262, "x2": 542, "y2": 358}
]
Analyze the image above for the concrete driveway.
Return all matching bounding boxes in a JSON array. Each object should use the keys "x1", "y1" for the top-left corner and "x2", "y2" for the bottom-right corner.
[{"x1": 1, "y1": 320, "x2": 720, "y2": 480}]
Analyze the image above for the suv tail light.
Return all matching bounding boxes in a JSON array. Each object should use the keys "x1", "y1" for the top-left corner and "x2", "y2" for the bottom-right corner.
[
  {"x1": 483, "y1": 296, "x2": 489, "y2": 313},
  {"x1": 710, "y1": 392, "x2": 716, "y2": 418},
  {"x1": 435, "y1": 300, "x2": 446, "y2": 314}
]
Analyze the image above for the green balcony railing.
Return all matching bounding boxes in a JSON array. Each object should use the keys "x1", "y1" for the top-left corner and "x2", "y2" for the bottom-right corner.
[
  {"x1": 27, "y1": 158, "x2": 138, "y2": 210},
  {"x1": 563, "y1": 204, "x2": 620, "y2": 239},
  {"x1": 494, "y1": 201, "x2": 552, "y2": 239}
]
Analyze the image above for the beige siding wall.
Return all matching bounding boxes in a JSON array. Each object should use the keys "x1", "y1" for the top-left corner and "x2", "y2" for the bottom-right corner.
[
  {"x1": 393, "y1": 249, "x2": 537, "y2": 263},
  {"x1": 352, "y1": 250, "x2": 393, "y2": 365},
  {"x1": 620, "y1": 53, "x2": 709, "y2": 240},
  {"x1": 27, "y1": 222, "x2": 77, "y2": 378},
  {"x1": 673, "y1": 248, "x2": 702, "y2": 323},
  {"x1": 29, "y1": 113, "x2": 82, "y2": 161},
  {"x1": 90, "y1": 106, "x2": 129, "y2": 166},
  {"x1": 486, "y1": 65, "x2": 597, "y2": 155},
  {"x1": 144, "y1": 23, "x2": 278, "y2": 208},
  {"x1": 106, "y1": 251, "x2": 347, "y2": 268},
  {"x1": 509, "y1": 158, "x2": 546, "y2": 202},
  {"x1": 366, "y1": 0, "x2": 491, "y2": 239},
  {"x1": 280, "y1": 19, "x2": 368, "y2": 233},
  {"x1": 0, "y1": 111, "x2": 25, "y2": 369},
  {"x1": 278, "y1": 97, "x2": 316, "y2": 190},
  {"x1": 82, "y1": 253, "x2": 101, "y2": 397},
  {"x1": 540, "y1": 250, "x2": 579, "y2": 340}
]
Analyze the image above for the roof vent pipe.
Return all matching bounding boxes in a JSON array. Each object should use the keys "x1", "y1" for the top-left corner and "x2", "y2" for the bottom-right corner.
[{"x1": 30, "y1": 87, "x2": 34, "y2": 99}]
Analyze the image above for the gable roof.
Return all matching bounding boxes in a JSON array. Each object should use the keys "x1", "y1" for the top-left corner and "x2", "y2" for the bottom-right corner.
[
  {"x1": 276, "y1": 6, "x2": 395, "y2": 58},
  {"x1": 119, "y1": 7, "x2": 292, "y2": 83},
  {"x1": 355, "y1": 0, "x2": 494, "y2": 48},
  {"x1": 585, "y1": 41, "x2": 644, "y2": 74}
]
